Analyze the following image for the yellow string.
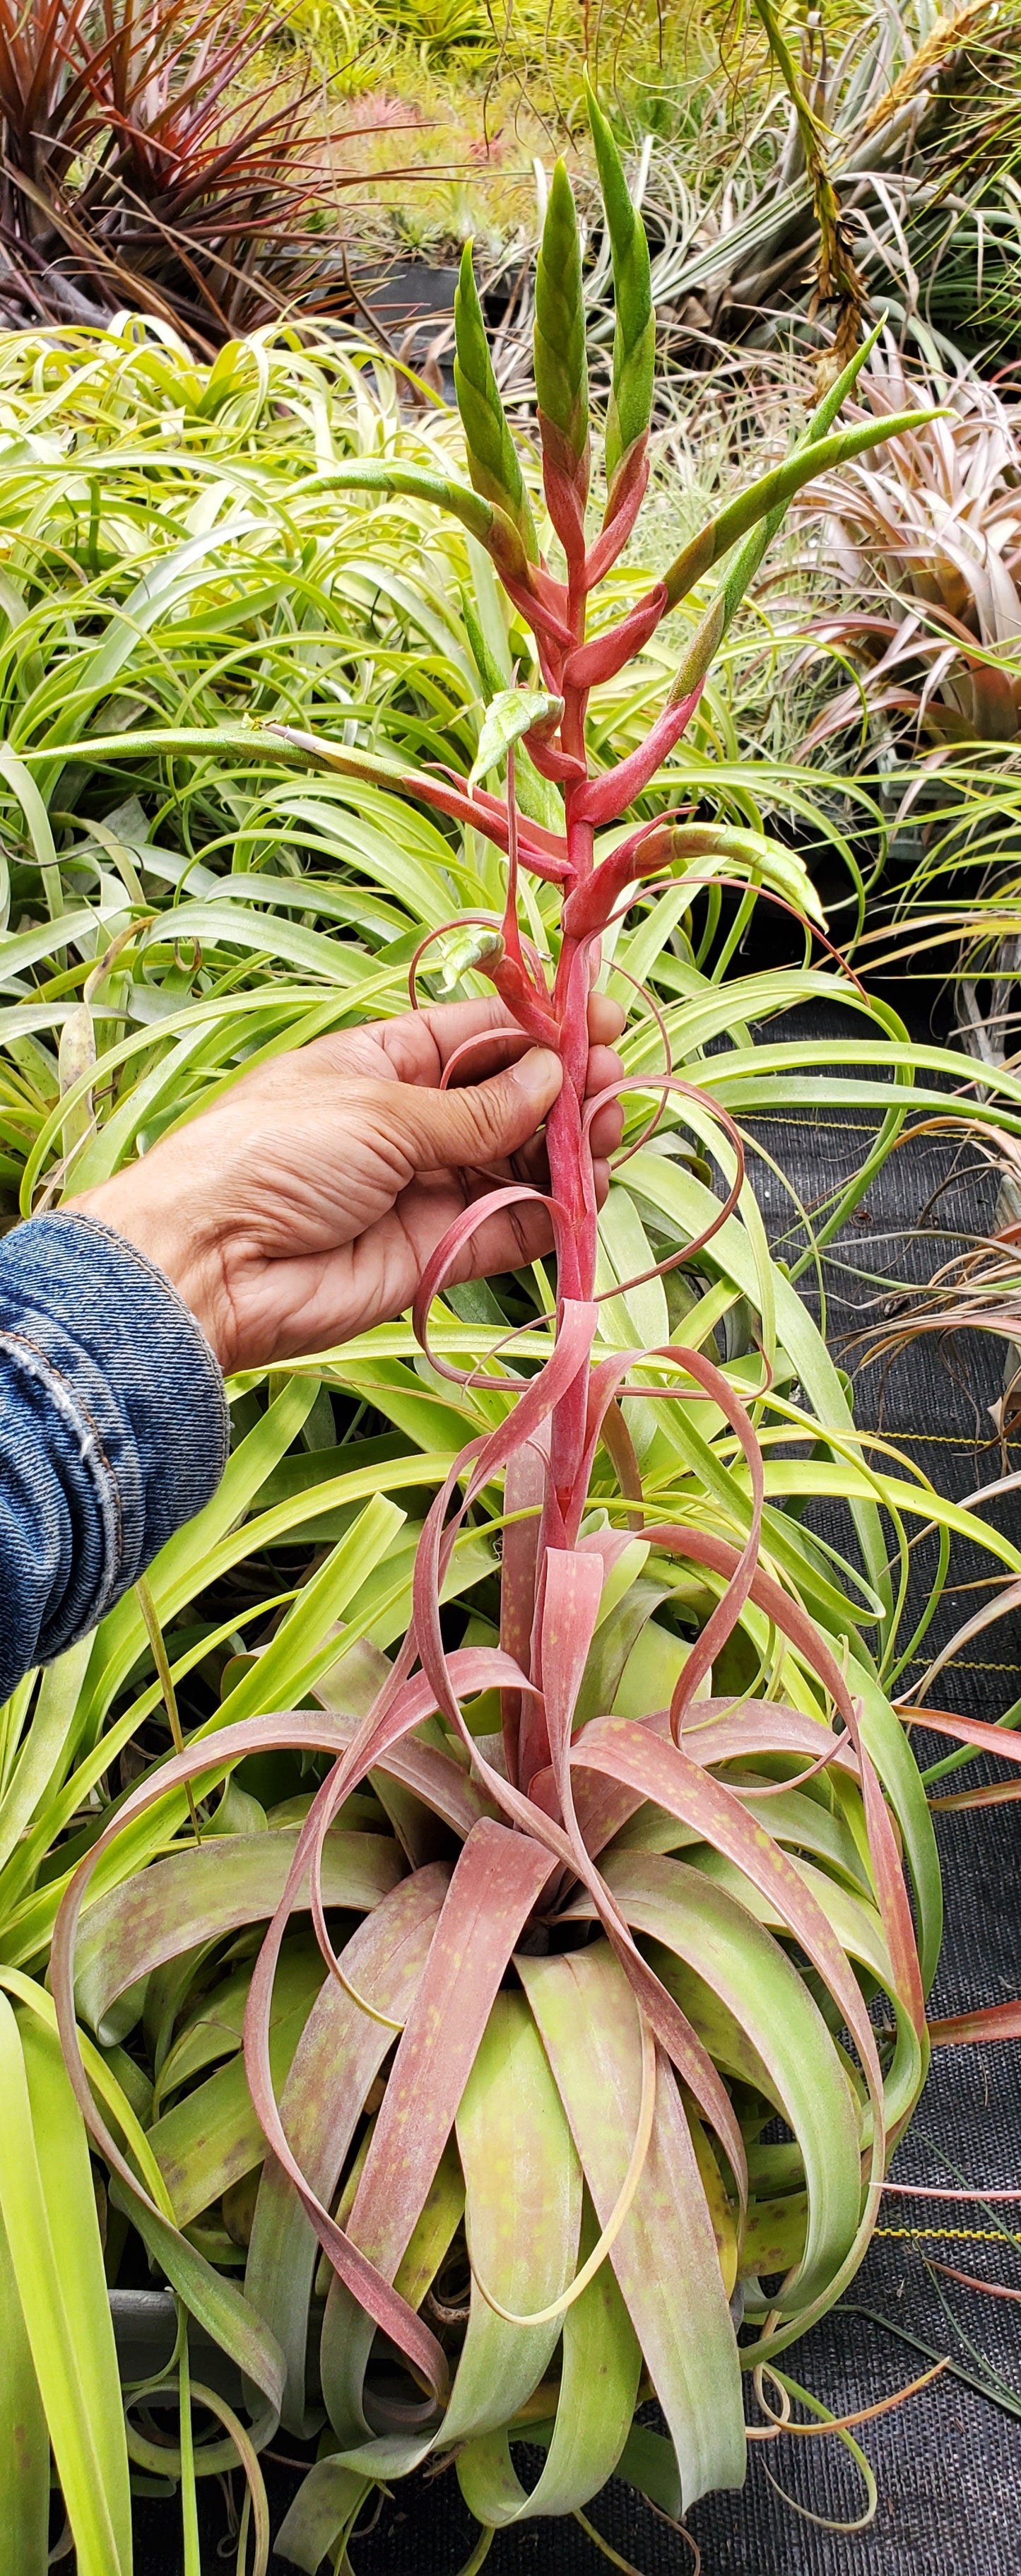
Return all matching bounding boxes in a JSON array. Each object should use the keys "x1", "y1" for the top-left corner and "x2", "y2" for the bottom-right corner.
[{"x1": 875, "y1": 2226, "x2": 1021, "y2": 2242}]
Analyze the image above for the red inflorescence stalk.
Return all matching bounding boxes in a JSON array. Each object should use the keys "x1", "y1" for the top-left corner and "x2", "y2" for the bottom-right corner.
[{"x1": 399, "y1": 411, "x2": 718, "y2": 1732}]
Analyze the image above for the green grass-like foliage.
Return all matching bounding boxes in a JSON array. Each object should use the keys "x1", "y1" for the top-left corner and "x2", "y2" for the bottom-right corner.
[{"x1": 2, "y1": 236, "x2": 1021, "y2": 2567}]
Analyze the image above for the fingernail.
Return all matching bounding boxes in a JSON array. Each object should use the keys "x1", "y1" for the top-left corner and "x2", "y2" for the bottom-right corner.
[{"x1": 514, "y1": 1046, "x2": 562, "y2": 1098}]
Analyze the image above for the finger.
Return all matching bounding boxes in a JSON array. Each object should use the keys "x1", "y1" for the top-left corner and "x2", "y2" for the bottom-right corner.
[
  {"x1": 321, "y1": 993, "x2": 621, "y2": 1089},
  {"x1": 384, "y1": 1045, "x2": 563, "y2": 1175},
  {"x1": 300, "y1": 992, "x2": 622, "y2": 1096},
  {"x1": 587, "y1": 992, "x2": 627, "y2": 1046},
  {"x1": 417, "y1": 994, "x2": 622, "y2": 1076},
  {"x1": 277, "y1": 998, "x2": 521, "y2": 1095},
  {"x1": 583, "y1": 1042, "x2": 625, "y2": 1101},
  {"x1": 590, "y1": 1102, "x2": 623, "y2": 1159},
  {"x1": 401, "y1": 997, "x2": 522, "y2": 1084}
]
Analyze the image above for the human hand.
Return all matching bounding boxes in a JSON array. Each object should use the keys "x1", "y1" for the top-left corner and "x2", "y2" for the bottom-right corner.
[{"x1": 68, "y1": 996, "x2": 625, "y2": 1371}]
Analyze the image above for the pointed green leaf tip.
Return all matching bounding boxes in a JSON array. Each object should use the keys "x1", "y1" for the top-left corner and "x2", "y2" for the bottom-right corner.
[
  {"x1": 454, "y1": 242, "x2": 538, "y2": 563},
  {"x1": 534, "y1": 159, "x2": 589, "y2": 461},
  {"x1": 432, "y1": 925, "x2": 505, "y2": 994},
  {"x1": 468, "y1": 685, "x2": 564, "y2": 787},
  {"x1": 585, "y1": 79, "x2": 654, "y2": 485}
]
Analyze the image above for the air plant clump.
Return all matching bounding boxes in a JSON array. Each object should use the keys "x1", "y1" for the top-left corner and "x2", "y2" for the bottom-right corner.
[
  {"x1": 49, "y1": 93, "x2": 948, "y2": 2568},
  {"x1": 0, "y1": 0, "x2": 415, "y2": 350},
  {"x1": 796, "y1": 341, "x2": 1021, "y2": 755}
]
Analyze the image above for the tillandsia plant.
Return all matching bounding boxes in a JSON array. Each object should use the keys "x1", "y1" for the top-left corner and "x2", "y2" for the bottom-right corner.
[
  {"x1": 0, "y1": 0, "x2": 416, "y2": 348},
  {"x1": 796, "y1": 343, "x2": 1021, "y2": 756},
  {"x1": 35, "y1": 104, "x2": 988, "y2": 2570}
]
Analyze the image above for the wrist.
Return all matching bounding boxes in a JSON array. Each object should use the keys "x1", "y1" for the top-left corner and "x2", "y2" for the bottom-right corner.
[{"x1": 66, "y1": 1172, "x2": 231, "y2": 1367}]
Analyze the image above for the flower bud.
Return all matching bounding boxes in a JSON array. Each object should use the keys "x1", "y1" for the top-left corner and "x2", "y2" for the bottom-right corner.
[{"x1": 433, "y1": 927, "x2": 505, "y2": 996}]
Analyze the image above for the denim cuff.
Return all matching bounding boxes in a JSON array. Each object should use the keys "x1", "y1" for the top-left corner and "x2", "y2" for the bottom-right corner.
[{"x1": 0, "y1": 1212, "x2": 228, "y2": 1668}]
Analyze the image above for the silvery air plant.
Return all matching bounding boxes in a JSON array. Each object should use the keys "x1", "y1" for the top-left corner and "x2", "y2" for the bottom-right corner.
[{"x1": 53, "y1": 89, "x2": 943, "y2": 2572}]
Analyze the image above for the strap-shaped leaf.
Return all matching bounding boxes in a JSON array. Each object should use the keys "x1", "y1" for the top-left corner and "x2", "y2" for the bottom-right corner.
[
  {"x1": 456, "y1": 2196, "x2": 640, "y2": 2522},
  {"x1": 572, "y1": 1715, "x2": 886, "y2": 2143},
  {"x1": 246, "y1": 1866, "x2": 449, "y2": 2435},
  {"x1": 319, "y1": 1821, "x2": 554, "y2": 2445},
  {"x1": 273, "y1": 2460, "x2": 372, "y2": 2576},
  {"x1": 519, "y1": 1941, "x2": 745, "y2": 2510},
  {"x1": 0, "y1": 2194, "x2": 47, "y2": 2567},
  {"x1": 73, "y1": 1828, "x2": 402, "y2": 2040},
  {"x1": 663, "y1": 403, "x2": 944, "y2": 618},
  {"x1": 690, "y1": 1849, "x2": 924, "y2": 2135},
  {"x1": 78, "y1": 1373, "x2": 321, "y2": 1737},
  {"x1": 596, "y1": 1849, "x2": 862, "y2": 2309},
  {"x1": 326, "y1": 453, "x2": 532, "y2": 579},
  {"x1": 146, "y1": 1953, "x2": 326, "y2": 2225},
  {"x1": 441, "y1": 1989, "x2": 583, "y2": 2443},
  {"x1": 154, "y1": 1936, "x2": 323, "y2": 2108},
  {"x1": 0, "y1": 1998, "x2": 131, "y2": 2576}
]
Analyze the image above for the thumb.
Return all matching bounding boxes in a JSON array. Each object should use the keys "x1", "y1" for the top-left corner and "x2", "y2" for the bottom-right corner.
[{"x1": 394, "y1": 1045, "x2": 563, "y2": 1172}]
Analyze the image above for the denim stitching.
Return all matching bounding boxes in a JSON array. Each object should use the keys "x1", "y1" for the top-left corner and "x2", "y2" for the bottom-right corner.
[
  {"x1": 0, "y1": 1324, "x2": 123, "y2": 1614},
  {"x1": 52, "y1": 1212, "x2": 229, "y2": 1481}
]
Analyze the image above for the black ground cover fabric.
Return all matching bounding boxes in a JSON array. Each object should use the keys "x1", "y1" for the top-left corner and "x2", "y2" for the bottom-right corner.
[{"x1": 134, "y1": 1001, "x2": 1021, "y2": 2575}]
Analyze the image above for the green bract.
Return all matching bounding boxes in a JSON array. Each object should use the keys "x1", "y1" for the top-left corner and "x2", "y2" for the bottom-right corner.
[
  {"x1": 454, "y1": 242, "x2": 540, "y2": 563},
  {"x1": 586, "y1": 80, "x2": 655, "y2": 487},
  {"x1": 534, "y1": 159, "x2": 589, "y2": 463}
]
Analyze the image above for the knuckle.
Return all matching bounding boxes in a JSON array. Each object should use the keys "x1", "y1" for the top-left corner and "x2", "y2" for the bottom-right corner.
[{"x1": 459, "y1": 1077, "x2": 513, "y2": 1159}]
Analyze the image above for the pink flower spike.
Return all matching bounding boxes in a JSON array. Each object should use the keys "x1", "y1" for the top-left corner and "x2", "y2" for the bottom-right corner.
[
  {"x1": 501, "y1": 568, "x2": 574, "y2": 653},
  {"x1": 561, "y1": 835, "x2": 670, "y2": 940},
  {"x1": 573, "y1": 683, "x2": 704, "y2": 826},
  {"x1": 502, "y1": 743, "x2": 551, "y2": 998},
  {"x1": 581, "y1": 1071, "x2": 746, "y2": 1284},
  {"x1": 537, "y1": 1546, "x2": 605, "y2": 1796},
  {"x1": 575, "y1": 805, "x2": 695, "y2": 892},
  {"x1": 488, "y1": 954, "x2": 562, "y2": 1042},
  {"x1": 500, "y1": 1431, "x2": 549, "y2": 1784},
  {"x1": 431, "y1": 766, "x2": 569, "y2": 873},
  {"x1": 412, "y1": 1302, "x2": 598, "y2": 1760}
]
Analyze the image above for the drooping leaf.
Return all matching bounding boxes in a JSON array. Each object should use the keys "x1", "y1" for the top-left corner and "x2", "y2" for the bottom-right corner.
[
  {"x1": 519, "y1": 1942, "x2": 745, "y2": 2510},
  {"x1": 246, "y1": 1867, "x2": 450, "y2": 2435},
  {"x1": 319, "y1": 1822, "x2": 554, "y2": 2445}
]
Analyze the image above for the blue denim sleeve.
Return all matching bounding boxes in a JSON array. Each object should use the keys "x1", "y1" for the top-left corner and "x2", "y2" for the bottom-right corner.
[{"x1": 0, "y1": 1211, "x2": 228, "y2": 1701}]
